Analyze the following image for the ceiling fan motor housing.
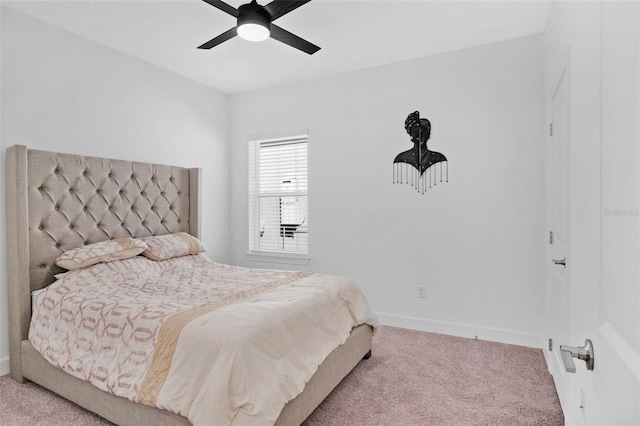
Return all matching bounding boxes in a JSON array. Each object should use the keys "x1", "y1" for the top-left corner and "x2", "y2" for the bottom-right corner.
[{"x1": 237, "y1": 1, "x2": 271, "y2": 31}]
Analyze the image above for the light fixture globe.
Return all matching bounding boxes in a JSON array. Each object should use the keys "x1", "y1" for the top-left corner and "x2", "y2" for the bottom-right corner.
[
  {"x1": 237, "y1": 0, "x2": 271, "y2": 42},
  {"x1": 237, "y1": 23, "x2": 270, "y2": 42}
]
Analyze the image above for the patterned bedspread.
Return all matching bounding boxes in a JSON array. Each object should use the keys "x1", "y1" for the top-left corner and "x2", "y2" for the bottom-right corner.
[{"x1": 29, "y1": 254, "x2": 379, "y2": 425}]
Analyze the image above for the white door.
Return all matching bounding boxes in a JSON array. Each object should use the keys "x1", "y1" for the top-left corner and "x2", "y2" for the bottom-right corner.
[
  {"x1": 557, "y1": 2, "x2": 640, "y2": 424},
  {"x1": 547, "y1": 61, "x2": 571, "y2": 409}
]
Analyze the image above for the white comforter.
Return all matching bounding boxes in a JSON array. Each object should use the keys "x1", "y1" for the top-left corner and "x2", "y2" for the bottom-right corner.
[{"x1": 29, "y1": 254, "x2": 379, "y2": 425}]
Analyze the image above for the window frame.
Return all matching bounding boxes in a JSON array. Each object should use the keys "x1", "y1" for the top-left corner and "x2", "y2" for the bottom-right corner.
[{"x1": 247, "y1": 133, "x2": 310, "y2": 265}]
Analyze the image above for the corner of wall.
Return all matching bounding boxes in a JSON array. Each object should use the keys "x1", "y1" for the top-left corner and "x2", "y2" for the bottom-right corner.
[{"x1": 0, "y1": 1, "x2": 10, "y2": 375}]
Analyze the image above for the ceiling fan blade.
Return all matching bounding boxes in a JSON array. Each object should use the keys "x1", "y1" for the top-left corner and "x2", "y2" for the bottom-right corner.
[
  {"x1": 201, "y1": 0, "x2": 238, "y2": 17},
  {"x1": 262, "y1": 0, "x2": 312, "y2": 21},
  {"x1": 270, "y1": 24, "x2": 320, "y2": 55},
  {"x1": 198, "y1": 27, "x2": 238, "y2": 49}
]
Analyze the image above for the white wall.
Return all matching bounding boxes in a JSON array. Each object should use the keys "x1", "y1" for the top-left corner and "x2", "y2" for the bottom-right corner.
[
  {"x1": 230, "y1": 35, "x2": 545, "y2": 347},
  {"x1": 0, "y1": 7, "x2": 231, "y2": 375}
]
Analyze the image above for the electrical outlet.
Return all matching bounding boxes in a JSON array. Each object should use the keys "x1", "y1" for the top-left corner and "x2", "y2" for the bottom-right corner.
[
  {"x1": 548, "y1": 338, "x2": 553, "y2": 351},
  {"x1": 417, "y1": 285, "x2": 426, "y2": 298}
]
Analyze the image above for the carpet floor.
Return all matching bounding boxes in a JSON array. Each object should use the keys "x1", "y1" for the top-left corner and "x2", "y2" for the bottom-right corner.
[{"x1": 0, "y1": 326, "x2": 563, "y2": 426}]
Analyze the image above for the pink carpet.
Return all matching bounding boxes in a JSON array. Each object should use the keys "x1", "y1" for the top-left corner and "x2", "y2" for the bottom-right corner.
[
  {"x1": 0, "y1": 326, "x2": 563, "y2": 425},
  {"x1": 304, "y1": 326, "x2": 563, "y2": 426}
]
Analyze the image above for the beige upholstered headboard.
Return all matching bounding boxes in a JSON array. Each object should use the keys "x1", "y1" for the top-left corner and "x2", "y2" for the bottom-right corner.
[{"x1": 5, "y1": 145, "x2": 201, "y2": 381}]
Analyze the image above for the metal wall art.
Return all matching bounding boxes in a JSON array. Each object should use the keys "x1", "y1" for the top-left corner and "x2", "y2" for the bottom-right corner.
[{"x1": 393, "y1": 111, "x2": 448, "y2": 194}]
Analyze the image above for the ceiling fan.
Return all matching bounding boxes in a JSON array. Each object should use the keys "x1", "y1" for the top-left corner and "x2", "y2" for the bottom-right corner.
[{"x1": 198, "y1": 0, "x2": 320, "y2": 55}]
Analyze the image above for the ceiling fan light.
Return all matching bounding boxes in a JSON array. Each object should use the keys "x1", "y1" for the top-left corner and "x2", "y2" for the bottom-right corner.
[
  {"x1": 237, "y1": 23, "x2": 270, "y2": 42},
  {"x1": 236, "y1": 1, "x2": 271, "y2": 42}
]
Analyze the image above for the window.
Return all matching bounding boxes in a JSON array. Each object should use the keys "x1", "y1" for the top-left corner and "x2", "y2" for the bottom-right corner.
[{"x1": 249, "y1": 135, "x2": 308, "y2": 256}]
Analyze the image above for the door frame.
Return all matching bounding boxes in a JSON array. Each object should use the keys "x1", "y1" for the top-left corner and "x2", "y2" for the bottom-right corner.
[{"x1": 544, "y1": 49, "x2": 572, "y2": 413}]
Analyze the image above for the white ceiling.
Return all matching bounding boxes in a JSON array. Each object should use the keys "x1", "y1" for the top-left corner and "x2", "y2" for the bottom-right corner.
[{"x1": 3, "y1": 0, "x2": 551, "y2": 94}]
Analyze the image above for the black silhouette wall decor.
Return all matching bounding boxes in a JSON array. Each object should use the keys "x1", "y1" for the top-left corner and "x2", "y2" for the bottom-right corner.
[{"x1": 393, "y1": 111, "x2": 448, "y2": 194}]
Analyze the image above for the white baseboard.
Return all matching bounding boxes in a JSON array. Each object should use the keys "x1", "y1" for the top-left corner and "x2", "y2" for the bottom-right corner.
[
  {"x1": 0, "y1": 356, "x2": 9, "y2": 376},
  {"x1": 376, "y1": 312, "x2": 545, "y2": 349}
]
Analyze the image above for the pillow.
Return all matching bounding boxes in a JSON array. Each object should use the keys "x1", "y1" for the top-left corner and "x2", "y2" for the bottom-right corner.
[
  {"x1": 55, "y1": 238, "x2": 147, "y2": 270},
  {"x1": 141, "y1": 232, "x2": 206, "y2": 261}
]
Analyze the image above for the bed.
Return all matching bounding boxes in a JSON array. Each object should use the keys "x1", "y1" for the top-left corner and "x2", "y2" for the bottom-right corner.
[{"x1": 5, "y1": 144, "x2": 376, "y2": 426}]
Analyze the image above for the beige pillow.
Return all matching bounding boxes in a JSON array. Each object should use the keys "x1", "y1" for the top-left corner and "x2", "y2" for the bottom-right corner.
[
  {"x1": 141, "y1": 232, "x2": 206, "y2": 261},
  {"x1": 55, "y1": 238, "x2": 147, "y2": 270}
]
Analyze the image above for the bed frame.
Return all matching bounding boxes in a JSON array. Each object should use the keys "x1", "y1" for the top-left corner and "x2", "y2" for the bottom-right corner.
[{"x1": 5, "y1": 145, "x2": 373, "y2": 426}]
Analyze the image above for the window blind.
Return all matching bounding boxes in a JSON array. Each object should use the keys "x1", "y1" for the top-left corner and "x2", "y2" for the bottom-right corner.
[{"x1": 249, "y1": 136, "x2": 308, "y2": 255}]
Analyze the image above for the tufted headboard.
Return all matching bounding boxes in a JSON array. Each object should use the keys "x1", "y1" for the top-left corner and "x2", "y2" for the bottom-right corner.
[{"x1": 5, "y1": 145, "x2": 201, "y2": 380}]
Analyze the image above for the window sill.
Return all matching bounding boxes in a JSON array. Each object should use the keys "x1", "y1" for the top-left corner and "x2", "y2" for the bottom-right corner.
[{"x1": 246, "y1": 251, "x2": 310, "y2": 266}]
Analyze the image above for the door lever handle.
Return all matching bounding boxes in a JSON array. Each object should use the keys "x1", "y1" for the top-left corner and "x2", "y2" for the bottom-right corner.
[
  {"x1": 560, "y1": 339, "x2": 594, "y2": 372},
  {"x1": 552, "y1": 257, "x2": 566, "y2": 267}
]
